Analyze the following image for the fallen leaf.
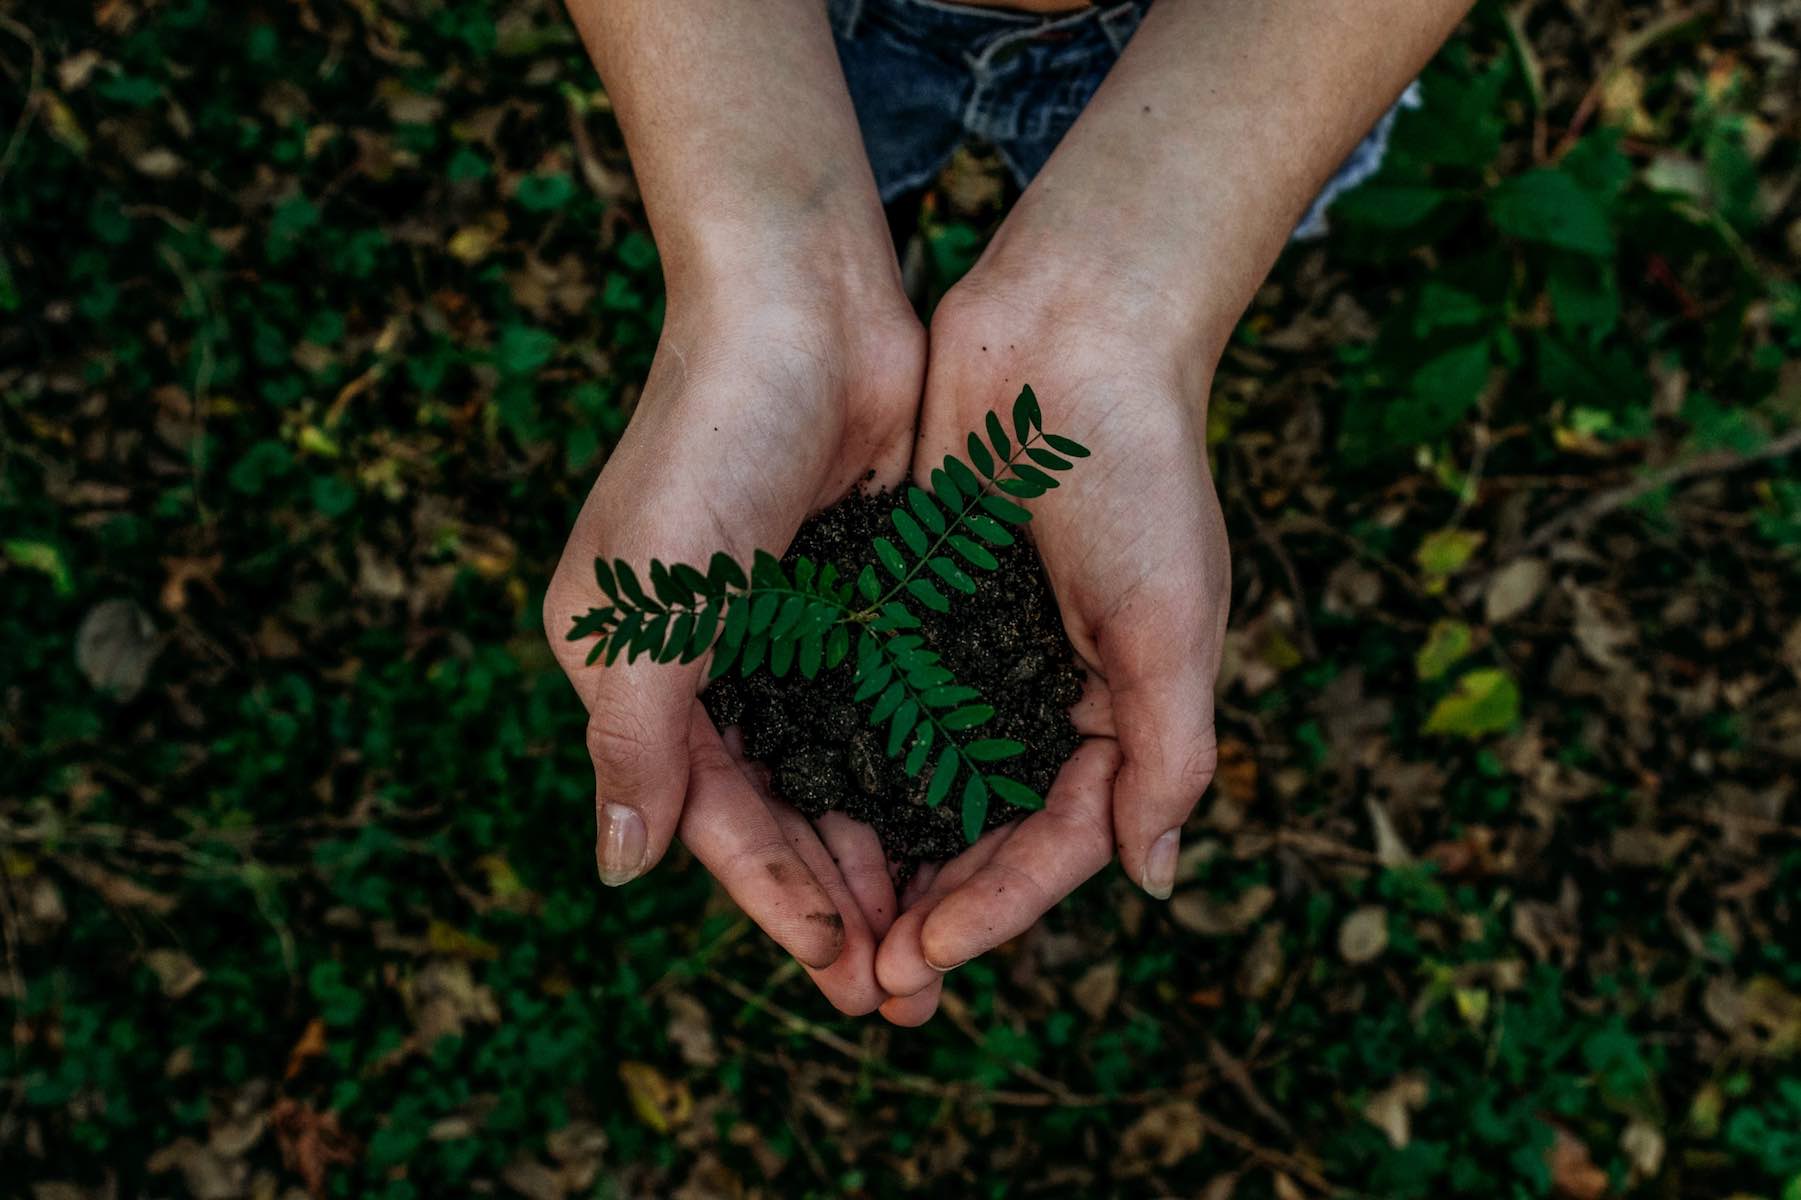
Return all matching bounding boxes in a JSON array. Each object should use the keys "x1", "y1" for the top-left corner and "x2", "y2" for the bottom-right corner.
[
  {"x1": 664, "y1": 992, "x2": 719, "y2": 1068},
  {"x1": 1416, "y1": 619, "x2": 1475, "y2": 681},
  {"x1": 1620, "y1": 1119, "x2": 1664, "y2": 1181},
  {"x1": 143, "y1": 948, "x2": 204, "y2": 998},
  {"x1": 1170, "y1": 885, "x2": 1276, "y2": 936},
  {"x1": 1119, "y1": 1100, "x2": 1206, "y2": 1172},
  {"x1": 1236, "y1": 923, "x2": 1285, "y2": 1001},
  {"x1": 1363, "y1": 1074, "x2": 1429, "y2": 1148},
  {"x1": 1416, "y1": 528, "x2": 1485, "y2": 592},
  {"x1": 75, "y1": 598, "x2": 160, "y2": 699},
  {"x1": 1367, "y1": 797, "x2": 1414, "y2": 868},
  {"x1": 1546, "y1": 1124, "x2": 1609, "y2": 1200},
  {"x1": 62, "y1": 859, "x2": 176, "y2": 915},
  {"x1": 1485, "y1": 558, "x2": 1548, "y2": 624},
  {"x1": 1071, "y1": 960, "x2": 1120, "y2": 1020},
  {"x1": 147, "y1": 1137, "x2": 244, "y2": 1200},
  {"x1": 1572, "y1": 587, "x2": 1635, "y2": 671},
  {"x1": 270, "y1": 1097, "x2": 356, "y2": 1199},
  {"x1": 618, "y1": 1061, "x2": 692, "y2": 1133},
  {"x1": 285, "y1": 1018, "x2": 328, "y2": 1080},
  {"x1": 502, "y1": 1158, "x2": 565, "y2": 1200},
  {"x1": 1338, "y1": 906, "x2": 1390, "y2": 964},
  {"x1": 1424, "y1": 669, "x2": 1520, "y2": 737}
]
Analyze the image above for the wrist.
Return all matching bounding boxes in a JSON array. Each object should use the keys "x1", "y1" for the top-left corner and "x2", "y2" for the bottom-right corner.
[{"x1": 971, "y1": 196, "x2": 1238, "y2": 372}]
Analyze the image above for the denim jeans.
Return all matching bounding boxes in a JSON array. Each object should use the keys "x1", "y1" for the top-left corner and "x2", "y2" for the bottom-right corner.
[{"x1": 827, "y1": 0, "x2": 1419, "y2": 239}]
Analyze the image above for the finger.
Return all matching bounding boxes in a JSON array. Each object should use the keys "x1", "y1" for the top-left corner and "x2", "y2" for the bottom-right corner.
[
  {"x1": 678, "y1": 713, "x2": 846, "y2": 970},
  {"x1": 816, "y1": 813, "x2": 899, "y2": 939},
  {"x1": 583, "y1": 663, "x2": 697, "y2": 885},
  {"x1": 546, "y1": 549, "x2": 697, "y2": 888},
  {"x1": 1101, "y1": 626, "x2": 1219, "y2": 900},
  {"x1": 918, "y1": 739, "x2": 1122, "y2": 972},
  {"x1": 874, "y1": 823, "x2": 1018, "y2": 999},
  {"x1": 768, "y1": 805, "x2": 886, "y2": 1016},
  {"x1": 878, "y1": 976, "x2": 942, "y2": 1027}
]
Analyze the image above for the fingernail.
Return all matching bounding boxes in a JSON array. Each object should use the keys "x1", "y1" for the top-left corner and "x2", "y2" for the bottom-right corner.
[
  {"x1": 927, "y1": 956, "x2": 969, "y2": 973},
  {"x1": 596, "y1": 803, "x2": 646, "y2": 886},
  {"x1": 1142, "y1": 828, "x2": 1180, "y2": 900}
]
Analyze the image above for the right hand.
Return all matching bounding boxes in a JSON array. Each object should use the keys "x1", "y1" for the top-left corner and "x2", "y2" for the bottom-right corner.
[{"x1": 544, "y1": 272, "x2": 924, "y2": 1015}]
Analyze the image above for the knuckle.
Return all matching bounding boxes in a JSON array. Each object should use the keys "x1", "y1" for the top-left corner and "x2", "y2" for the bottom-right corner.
[{"x1": 584, "y1": 706, "x2": 661, "y2": 783}]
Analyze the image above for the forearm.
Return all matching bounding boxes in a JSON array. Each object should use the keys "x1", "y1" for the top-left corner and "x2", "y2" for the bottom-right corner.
[
  {"x1": 565, "y1": 0, "x2": 897, "y2": 306},
  {"x1": 979, "y1": 0, "x2": 1471, "y2": 359}
]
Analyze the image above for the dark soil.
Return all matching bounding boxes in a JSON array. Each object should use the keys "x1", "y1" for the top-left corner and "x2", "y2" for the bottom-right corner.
[{"x1": 701, "y1": 489, "x2": 1084, "y2": 865}]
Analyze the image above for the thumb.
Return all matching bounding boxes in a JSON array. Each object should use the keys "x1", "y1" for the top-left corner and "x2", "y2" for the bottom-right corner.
[
  {"x1": 545, "y1": 571, "x2": 696, "y2": 887},
  {"x1": 584, "y1": 660, "x2": 695, "y2": 885},
  {"x1": 1103, "y1": 629, "x2": 1219, "y2": 901}
]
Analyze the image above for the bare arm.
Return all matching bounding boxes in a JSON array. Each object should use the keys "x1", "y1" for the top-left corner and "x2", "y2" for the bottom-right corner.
[
  {"x1": 550, "y1": 1, "x2": 921, "y2": 1016},
  {"x1": 879, "y1": 0, "x2": 1472, "y2": 1017},
  {"x1": 982, "y1": 0, "x2": 1473, "y2": 356},
  {"x1": 562, "y1": 0, "x2": 898, "y2": 303}
]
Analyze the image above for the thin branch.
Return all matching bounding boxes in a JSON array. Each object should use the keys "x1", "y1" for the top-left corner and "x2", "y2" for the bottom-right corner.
[{"x1": 1522, "y1": 427, "x2": 1801, "y2": 551}]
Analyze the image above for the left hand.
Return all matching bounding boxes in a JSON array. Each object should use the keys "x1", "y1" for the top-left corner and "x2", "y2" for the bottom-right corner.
[{"x1": 871, "y1": 245, "x2": 1233, "y2": 1024}]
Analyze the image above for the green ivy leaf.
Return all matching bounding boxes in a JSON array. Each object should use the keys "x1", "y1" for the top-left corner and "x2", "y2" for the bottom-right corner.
[
  {"x1": 1423, "y1": 668, "x2": 1520, "y2": 737},
  {"x1": 1416, "y1": 619, "x2": 1474, "y2": 681},
  {"x1": 1488, "y1": 167, "x2": 1615, "y2": 257}
]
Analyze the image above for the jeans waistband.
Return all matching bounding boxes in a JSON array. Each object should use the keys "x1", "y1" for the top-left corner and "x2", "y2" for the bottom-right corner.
[{"x1": 831, "y1": 0, "x2": 1146, "y2": 54}]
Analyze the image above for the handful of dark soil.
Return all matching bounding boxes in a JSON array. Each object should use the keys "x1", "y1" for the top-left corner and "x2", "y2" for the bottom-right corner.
[{"x1": 702, "y1": 490, "x2": 1083, "y2": 865}]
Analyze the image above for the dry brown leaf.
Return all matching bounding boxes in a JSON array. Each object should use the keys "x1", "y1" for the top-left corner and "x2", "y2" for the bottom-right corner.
[
  {"x1": 1547, "y1": 1125, "x2": 1609, "y2": 1200},
  {"x1": 144, "y1": 948, "x2": 205, "y2": 998},
  {"x1": 1236, "y1": 923, "x2": 1285, "y2": 1001},
  {"x1": 501, "y1": 1158, "x2": 565, "y2": 1200},
  {"x1": 1338, "y1": 906, "x2": 1390, "y2": 964},
  {"x1": 1118, "y1": 1100, "x2": 1206, "y2": 1172},
  {"x1": 147, "y1": 1138, "x2": 244, "y2": 1200},
  {"x1": 664, "y1": 992, "x2": 719, "y2": 1068},
  {"x1": 1362, "y1": 1074, "x2": 1429, "y2": 1148},
  {"x1": 1170, "y1": 884, "x2": 1275, "y2": 936},
  {"x1": 284, "y1": 1018, "x2": 327, "y2": 1080},
  {"x1": 1071, "y1": 960, "x2": 1121, "y2": 1020},
  {"x1": 62, "y1": 859, "x2": 177, "y2": 915},
  {"x1": 75, "y1": 598, "x2": 159, "y2": 699},
  {"x1": 270, "y1": 1098, "x2": 356, "y2": 1199},
  {"x1": 1485, "y1": 558, "x2": 1548, "y2": 624}
]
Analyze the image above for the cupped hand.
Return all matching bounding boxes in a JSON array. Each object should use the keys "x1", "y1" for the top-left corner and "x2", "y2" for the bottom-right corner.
[
  {"x1": 873, "y1": 264, "x2": 1231, "y2": 1022},
  {"x1": 544, "y1": 278, "x2": 925, "y2": 1014}
]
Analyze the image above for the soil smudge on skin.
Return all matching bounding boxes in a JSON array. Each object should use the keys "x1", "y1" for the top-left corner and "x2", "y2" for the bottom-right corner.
[{"x1": 702, "y1": 489, "x2": 1083, "y2": 866}]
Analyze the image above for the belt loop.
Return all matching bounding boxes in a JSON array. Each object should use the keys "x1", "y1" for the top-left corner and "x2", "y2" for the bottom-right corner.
[
  {"x1": 829, "y1": 0, "x2": 865, "y2": 39},
  {"x1": 1098, "y1": 0, "x2": 1146, "y2": 53}
]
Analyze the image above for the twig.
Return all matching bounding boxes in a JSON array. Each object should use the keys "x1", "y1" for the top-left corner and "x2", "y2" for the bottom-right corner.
[
  {"x1": 1522, "y1": 427, "x2": 1801, "y2": 551},
  {"x1": 1550, "y1": 3, "x2": 1715, "y2": 160},
  {"x1": 1244, "y1": 500, "x2": 1319, "y2": 660},
  {"x1": 0, "y1": 16, "x2": 43, "y2": 193},
  {"x1": 714, "y1": 969, "x2": 1341, "y2": 1192}
]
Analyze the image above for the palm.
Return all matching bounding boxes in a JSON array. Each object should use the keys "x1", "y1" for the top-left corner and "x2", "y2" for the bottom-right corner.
[
  {"x1": 871, "y1": 300, "x2": 1228, "y2": 1023},
  {"x1": 546, "y1": 305, "x2": 924, "y2": 1015}
]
